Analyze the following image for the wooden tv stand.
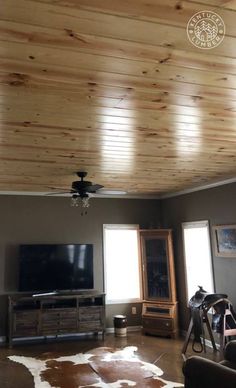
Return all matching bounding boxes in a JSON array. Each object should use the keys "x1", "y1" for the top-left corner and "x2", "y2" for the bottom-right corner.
[{"x1": 8, "y1": 291, "x2": 105, "y2": 347}]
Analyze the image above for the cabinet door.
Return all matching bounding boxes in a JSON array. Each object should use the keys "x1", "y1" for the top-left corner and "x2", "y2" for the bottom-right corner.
[
  {"x1": 140, "y1": 230, "x2": 175, "y2": 302},
  {"x1": 13, "y1": 310, "x2": 39, "y2": 336}
]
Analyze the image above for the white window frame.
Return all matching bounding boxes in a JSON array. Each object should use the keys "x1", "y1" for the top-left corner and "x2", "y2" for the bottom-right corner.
[
  {"x1": 103, "y1": 224, "x2": 142, "y2": 304},
  {"x1": 182, "y1": 220, "x2": 215, "y2": 304}
]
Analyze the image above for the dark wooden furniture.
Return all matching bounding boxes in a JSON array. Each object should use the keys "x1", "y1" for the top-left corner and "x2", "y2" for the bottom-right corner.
[
  {"x1": 140, "y1": 229, "x2": 178, "y2": 338},
  {"x1": 8, "y1": 291, "x2": 105, "y2": 347}
]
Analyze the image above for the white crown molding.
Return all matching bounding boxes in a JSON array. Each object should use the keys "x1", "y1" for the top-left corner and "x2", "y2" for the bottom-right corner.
[
  {"x1": 0, "y1": 176, "x2": 236, "y2": 200},
  {"x1": 0, "y1": 191, "x2": 50, "y2": 196},
  {"x1": 0, "y1": 191, "x2": 160, "y2": 199},
  {"x1": 159, "y1": 176, "x2": 236, "y2": 199}
]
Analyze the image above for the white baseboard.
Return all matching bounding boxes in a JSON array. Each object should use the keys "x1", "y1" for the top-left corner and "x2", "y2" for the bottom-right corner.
[
  {"x1": 0, "y1": 336, "x2": 6, "y2": 344},
  {"x1": 204, "y1": 338, "x2": 220, "y2": 350},
  {"x1": 181, "y1": 330, "x2": 220, "y2": 350},
  {"x1": 0, "y1": 327, "x2": 142, "y2": 345},
  {"x1": 106, "y1": 326, "x2": 141, "y2": 334},
  {"x1": 1, "y1": 332, "x2": 103, "y2": 345}
]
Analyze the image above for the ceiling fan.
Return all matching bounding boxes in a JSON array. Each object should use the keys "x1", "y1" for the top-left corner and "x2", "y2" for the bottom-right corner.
[
  {"x1": 56, "y1": 171, "x2": 103, "y2": 209},
  {"x1": 48, "y1": 171, "x2": 126, "y2": 214},
  {"x1": 71, "y1": 171, "x2": 103, "y2": 194},
  {"x1": 70, "y1": 172, "x2": 103, "y2": 212}
]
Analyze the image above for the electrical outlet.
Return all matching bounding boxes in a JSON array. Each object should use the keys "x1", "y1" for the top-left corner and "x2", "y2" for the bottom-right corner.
[{"x1": 131, "y1": 306, "x2": 137, "y2": 314}]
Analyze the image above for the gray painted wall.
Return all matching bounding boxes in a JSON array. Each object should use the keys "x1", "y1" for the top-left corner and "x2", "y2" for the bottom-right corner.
[
  {"x1": 161, "y1": 182, "x2": 236, "y2": 331},
  {"x1": 0, "y1": 195, "x2": 161, "y2": 336},
  {"x1": 2, "y1": 182, "x2": 235, "y2": 338}
]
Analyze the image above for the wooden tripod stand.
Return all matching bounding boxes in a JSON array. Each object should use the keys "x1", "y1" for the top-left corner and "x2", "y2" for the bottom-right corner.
[{"x1": 219, "y1": 299, "x2": 236, "y2": 355}]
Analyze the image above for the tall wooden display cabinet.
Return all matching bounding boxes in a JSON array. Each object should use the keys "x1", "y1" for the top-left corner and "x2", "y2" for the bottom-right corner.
[{"x1": 140, "y1": 229, "x2": 178, "y2": 338}]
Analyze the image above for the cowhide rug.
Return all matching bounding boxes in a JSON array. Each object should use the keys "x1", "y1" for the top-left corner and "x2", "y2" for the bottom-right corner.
[{"x1": 8, "y1": 346, "x2": 184, "y2": 388}]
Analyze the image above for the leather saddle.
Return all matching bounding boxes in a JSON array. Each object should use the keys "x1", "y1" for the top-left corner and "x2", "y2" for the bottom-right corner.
[{"x1": 189, "y1": 286, "x2": 228, "y2": 352}]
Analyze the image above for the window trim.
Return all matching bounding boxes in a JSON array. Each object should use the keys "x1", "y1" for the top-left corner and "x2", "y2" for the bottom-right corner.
[
  {"x1": 103, "y1": 224, "x2": 142, "y2": 304},
  {"x1": 182, "y1": 220, "x2": 215, "y2": 304}
]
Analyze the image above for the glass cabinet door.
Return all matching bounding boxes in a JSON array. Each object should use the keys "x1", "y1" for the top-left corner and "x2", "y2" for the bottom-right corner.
[
  {"x1": 142, "y1": 237, "x2": 170, "y2": 301},
  {"x1": 140, "y1": 229, "x2": 176, "y2": 303}
]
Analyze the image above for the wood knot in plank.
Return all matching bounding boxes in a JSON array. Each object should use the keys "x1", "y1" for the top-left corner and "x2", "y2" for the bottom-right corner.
[
  {"x1": 64, "y1": 29, "x2": 87, "y2": 43},
  {"x1": 8, "y1": 73, "x2": 29, "y2": 86},
  {"x1": 175, "y1": 1, "x2": 183, "y2": 10},
  {"x1": 192, "y1": 95, "x2": 203, "y2": 102},
  {"x1": 159, "y1": 55, "x2": 171, "y2": 64}
]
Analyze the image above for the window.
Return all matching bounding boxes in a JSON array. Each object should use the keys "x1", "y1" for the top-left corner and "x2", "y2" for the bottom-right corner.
[
  {"x1": 103, "y1": 224, "x2": 142, "y2": 304},
  {"x1": 182, "y1": 220, "x2": 214, "y2": 302}
]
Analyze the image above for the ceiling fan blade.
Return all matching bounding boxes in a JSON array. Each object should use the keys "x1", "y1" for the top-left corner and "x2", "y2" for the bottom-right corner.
[
  {"x1": 45, "y1": 190, "x2": 74, "y2": 196},
  {"x1": 98, "y1": 190, "x2": 127, "y2": 195},
  {"x1": 85, "y1": 184, "x2": 104, "y2": 193}
]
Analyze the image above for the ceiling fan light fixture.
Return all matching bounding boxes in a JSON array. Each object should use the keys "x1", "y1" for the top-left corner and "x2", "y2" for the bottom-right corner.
[
  {"x1": 71, "y1": 193, "x2": 90, "y2": 210},
  {"x1": 81, "y1": 195, "x2": 90, "y2": 208},
  {"x1": 71, "y1": 194, "x2": 80, "y2": 207}
]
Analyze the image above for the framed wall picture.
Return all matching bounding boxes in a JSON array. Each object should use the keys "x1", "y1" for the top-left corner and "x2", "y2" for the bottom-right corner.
[{"x1": 213, "y1": 225, "x2": 236, "y2": 257}]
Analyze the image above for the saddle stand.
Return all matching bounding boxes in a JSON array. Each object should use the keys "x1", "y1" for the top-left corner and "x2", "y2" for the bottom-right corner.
[{"x1": 182, "y1": 287, "x2": 236, "y2": 359}]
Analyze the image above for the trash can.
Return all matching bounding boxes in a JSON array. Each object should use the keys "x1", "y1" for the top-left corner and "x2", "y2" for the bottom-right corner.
[{"x1": 114, "y1": 315, "x2": 127, "y2": 337}]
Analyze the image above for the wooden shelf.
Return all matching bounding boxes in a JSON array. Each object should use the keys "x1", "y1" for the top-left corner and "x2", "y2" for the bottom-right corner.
[{"x1": 8, "y1": 291, "x2": 105, "y2": 347}]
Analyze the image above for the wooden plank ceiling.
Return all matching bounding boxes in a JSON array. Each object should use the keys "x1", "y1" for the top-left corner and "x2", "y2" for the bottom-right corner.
[{"x1": 1, "y1": 0, "x2": 236, "y2": 196}]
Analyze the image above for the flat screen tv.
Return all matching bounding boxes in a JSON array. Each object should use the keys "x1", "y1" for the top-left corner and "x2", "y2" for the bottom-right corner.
[{"x1": 18, "y1": 244, "x2": 94, "y2": 293}]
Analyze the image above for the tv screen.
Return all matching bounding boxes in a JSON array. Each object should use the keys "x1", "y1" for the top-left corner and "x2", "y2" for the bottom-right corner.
[{"x1": 19, "y1": 244, "x2": 94, "y2": 292}]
